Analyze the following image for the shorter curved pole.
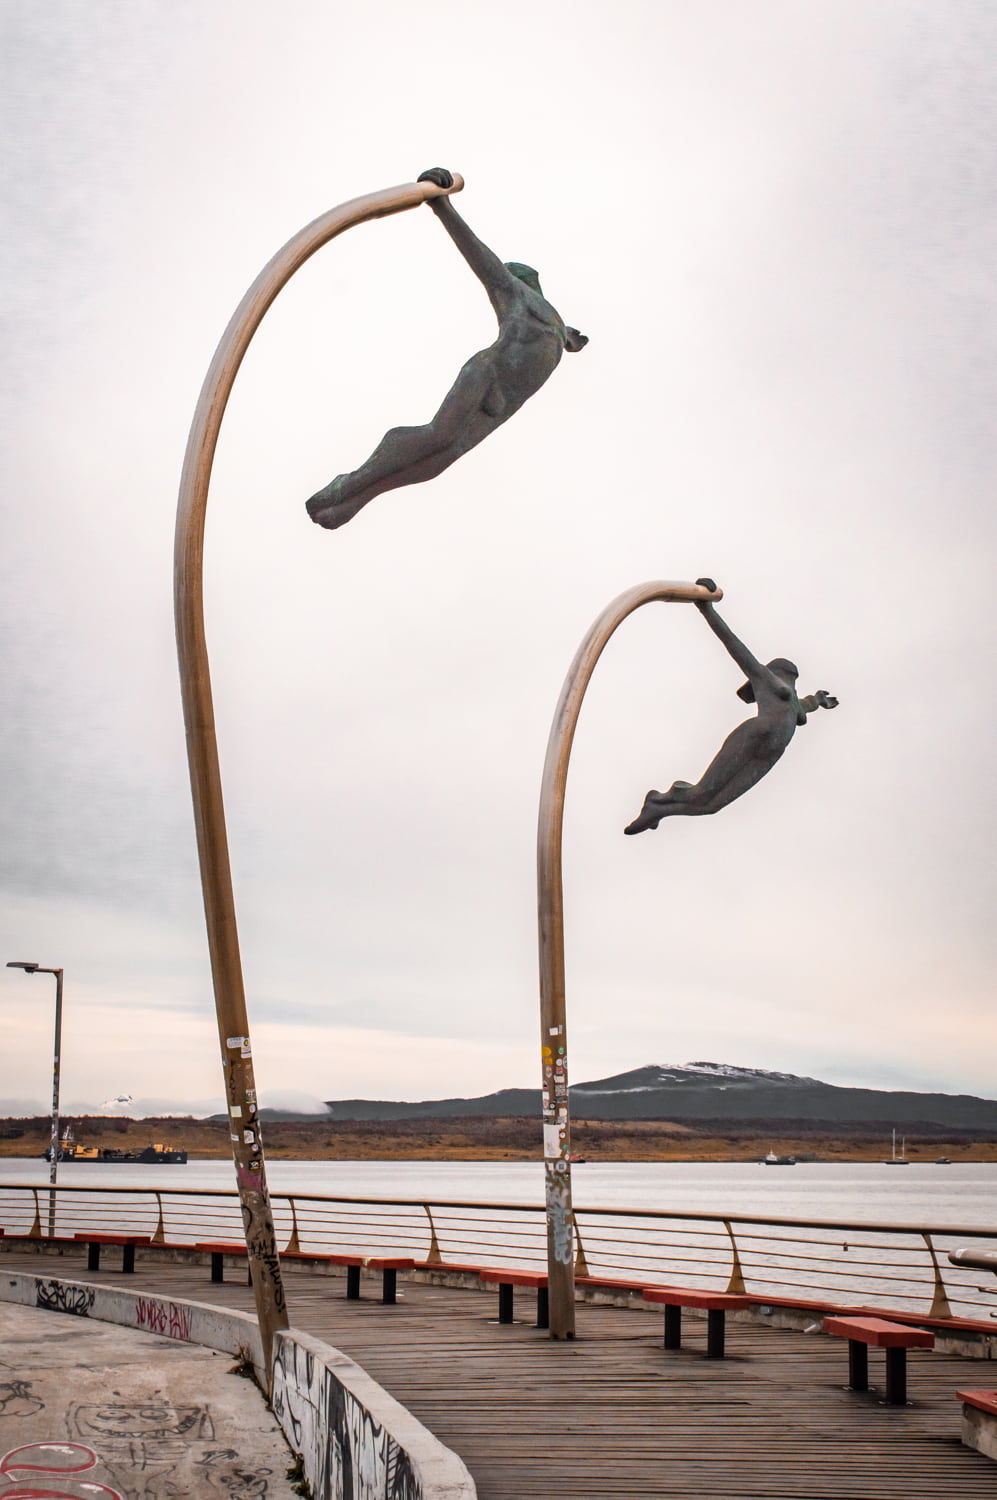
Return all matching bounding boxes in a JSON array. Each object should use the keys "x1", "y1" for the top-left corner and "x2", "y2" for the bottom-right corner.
[
  {"x1": 173, "y1": 174, "x2": 463, "y2": 1378},
  {"x1": 537, "y1": 579, "x2": 722, "y2": 1339}
]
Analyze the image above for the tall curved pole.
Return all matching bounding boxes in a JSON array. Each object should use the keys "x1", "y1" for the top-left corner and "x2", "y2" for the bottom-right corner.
[
  {"x1": 173, "y1": 174, "x2": 464, "y2": 1378},
  {"x1": 537, "y1": 578, "x2": 722, "y2": 1338}
]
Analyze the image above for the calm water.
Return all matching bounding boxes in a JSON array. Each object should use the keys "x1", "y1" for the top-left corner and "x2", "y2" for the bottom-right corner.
[{"x1": 2, "y1": 1157, "x2": 996, "y2": 1229}]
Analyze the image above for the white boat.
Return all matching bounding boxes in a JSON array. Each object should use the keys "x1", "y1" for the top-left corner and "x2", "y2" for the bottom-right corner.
[{"x1": 763, "y1": 1151, "x2": 796, "y2": 1166}]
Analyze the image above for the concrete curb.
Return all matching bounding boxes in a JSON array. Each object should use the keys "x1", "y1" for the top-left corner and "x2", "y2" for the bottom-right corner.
[{"x1": 0, "y1": 1269, "x2": 476, "y2": 1499}]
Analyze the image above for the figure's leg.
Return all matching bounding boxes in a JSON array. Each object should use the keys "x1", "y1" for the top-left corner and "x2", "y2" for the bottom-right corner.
[
  {"x1": 624, "y1": 721, "x2": 788, "y2": 835},
  {"x1": 307, "y1": 351, "x2": 503, "y2": 530},
  {"x1": 307, "y1": 423, "x2": 458, "y2": 528}
]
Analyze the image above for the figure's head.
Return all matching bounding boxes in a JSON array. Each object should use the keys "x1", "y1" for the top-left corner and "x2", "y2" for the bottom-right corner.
[
  {"x1": 505, "y1": 261, "x2": 543, "y2": 293},
  {"x1": 768, "y1": 657, "x2": 799, "y2": 681},
  {"x1": 736, "y1": 659, "x2": 799, "y2": 702}
]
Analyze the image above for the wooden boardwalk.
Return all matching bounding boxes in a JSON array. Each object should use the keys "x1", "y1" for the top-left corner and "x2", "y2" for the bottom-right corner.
[{"x1": 4, "y1": 1246, "x2": 996, "y2": 1498}]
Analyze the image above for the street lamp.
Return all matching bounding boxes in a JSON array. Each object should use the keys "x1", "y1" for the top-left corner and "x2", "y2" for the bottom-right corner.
[
  {"x1": 6, "y1": 961, "x2": 64, "y2": 1236},
  {"x1": 536, "y1": 581, "x2": 721, "y2": 1338},
  {"x1": 173, "y1": 171, "x2": 464, "y2": 1380}
]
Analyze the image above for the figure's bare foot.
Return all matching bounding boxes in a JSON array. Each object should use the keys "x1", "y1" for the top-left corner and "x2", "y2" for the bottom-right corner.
[
  {"x1": 306, "y1": 477, "x2": 371, "y2": 531},
  {"x1": 624, "y1": 791, "x2": 665, "y2": 836}
]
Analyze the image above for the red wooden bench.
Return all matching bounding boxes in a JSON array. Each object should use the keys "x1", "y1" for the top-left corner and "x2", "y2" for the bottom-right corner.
[
  {"x1": 479, "y1": 1270, "x2": 549, "y2": 1328},
  {"x1": 958, "y1": 1389, "x2": 997, "y2": 1414},
  {"x1": 576, "y1": 1275, "x2": 654, "y2": 1297},
  {"x1": 642, "y1": 1288, "x2": 752, "y2": 1358},
  {"x1": 193, "y1": 1240, "x2": 252, "y2": 1285},
  {"x1": 823, "y1": 1314, "x2": 934, "y2": 1405},
  {"x1": 74, "y1": 1232, "x2": 150, "y2": 1275},
  {"x1": 282, "y1": 1252, "x2": 415, "y2": 1304}
]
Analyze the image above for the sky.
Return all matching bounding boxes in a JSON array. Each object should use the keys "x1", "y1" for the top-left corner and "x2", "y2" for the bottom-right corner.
[{"x1": 1, "y1": 0, "x2": 996, "y2": 1118}]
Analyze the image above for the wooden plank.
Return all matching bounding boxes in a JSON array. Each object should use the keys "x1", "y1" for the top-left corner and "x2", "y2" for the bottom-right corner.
[{"x1": 1, "y1": 1245, "x2": 994, "y2": 1498}]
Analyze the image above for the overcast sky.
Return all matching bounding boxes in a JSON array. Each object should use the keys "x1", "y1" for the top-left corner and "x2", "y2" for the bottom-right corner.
[{"x1": 2, "y1": 1, "x2": 995, "y2": 1118}]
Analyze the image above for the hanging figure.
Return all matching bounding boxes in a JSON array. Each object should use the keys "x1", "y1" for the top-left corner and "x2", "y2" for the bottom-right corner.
[
  {"x1": 306, "y1": 167, "x2": 587, "y2": 530},
  {"x1": 624, "y1": 579, "x2": 838, "y2": 834}
]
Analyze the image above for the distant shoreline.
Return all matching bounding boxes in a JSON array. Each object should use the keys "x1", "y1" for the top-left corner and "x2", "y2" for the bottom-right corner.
[{"x1": 2, "y1": 1114, "x2": 996, "y2": 1163}]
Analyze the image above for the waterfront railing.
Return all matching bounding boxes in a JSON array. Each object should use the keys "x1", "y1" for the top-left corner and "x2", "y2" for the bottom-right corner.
[{"x1": 1, "y1": 1183, "x2": 994, "y2": 1325}]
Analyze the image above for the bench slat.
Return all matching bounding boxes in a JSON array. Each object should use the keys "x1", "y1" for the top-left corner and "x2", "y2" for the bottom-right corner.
[
  {"x1": 823, "y1": 1315, "x2": 934, "y2": 1349},
  {"x1": 958, "y1": 1389, "x2": 997, "y2": 1417},
  {"x1": 643, "y1": 1289, "x2": 751, "y2": 1311}
]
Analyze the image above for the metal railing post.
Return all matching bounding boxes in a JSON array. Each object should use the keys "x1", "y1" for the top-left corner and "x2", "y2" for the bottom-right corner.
[
  {"x1": 151, "y1": 1192, "x2": 166, "y2": 1245},
  {"x1": 723, "y1": 1220, "x2": 747, "y2": 1294},
  {"x1": 922, "y1": 1232, "x2": 953, "y2": 1319},
  {"x1": 285, "y1": 1198, "x2": 301, "y2": 1254}
]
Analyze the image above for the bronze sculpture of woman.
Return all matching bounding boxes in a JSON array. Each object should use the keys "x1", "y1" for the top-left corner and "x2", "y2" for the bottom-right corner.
[
  {"x1": 625, "y1": 580, "x2": 838, "y2": 834},
  {"x1": 306, "y1": 167, "x2": 587, "y2": 531}
]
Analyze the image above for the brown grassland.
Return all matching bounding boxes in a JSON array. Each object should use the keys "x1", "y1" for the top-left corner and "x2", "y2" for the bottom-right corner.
[{"x1": 2, "y1": 1115, "x2": 997, "y2": 1162}]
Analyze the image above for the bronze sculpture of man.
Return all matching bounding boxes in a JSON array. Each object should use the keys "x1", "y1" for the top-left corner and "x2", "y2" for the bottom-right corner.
[
  {"x1": 306, "y1": 167, "x2": 587, "y2": 530},
  {"x1": 625, "y1": 579, "x2": 838, "y2": 834}
]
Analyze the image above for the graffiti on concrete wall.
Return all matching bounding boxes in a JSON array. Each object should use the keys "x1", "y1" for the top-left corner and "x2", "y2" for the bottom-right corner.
[
  {"x1": 0, "y1": 1440, "x2": 123, "y2": 1499},
  {"x1": 133, "y1": 1298, "x2": 193, "y2": 1342},
  {"x1": 271, "y1": 1339, "x2": 421, "y2": 1500},
  {"x1": 34, "y1": 1282, "x2": 95, "y2": 1319}
]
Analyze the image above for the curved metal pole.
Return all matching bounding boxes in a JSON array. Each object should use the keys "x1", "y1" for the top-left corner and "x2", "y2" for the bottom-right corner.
[
  {"x1": 173, "y1": 174, "x2": 464, "y2": 1377},
  {"x1": 537, "y1": 578, "x2": 722, "y2": 1338}
]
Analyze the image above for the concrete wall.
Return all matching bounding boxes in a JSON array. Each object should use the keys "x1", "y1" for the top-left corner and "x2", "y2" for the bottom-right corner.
[
  {"x1": 962, "y1": 1403, "x2": 997, "y2": 1462},
  {"x1": 0, "y1": 1270, "x2": 476, "y2": 1499},
  {"x1": 271, "y1": 1329, "x2": 475, "y2": 1500}
]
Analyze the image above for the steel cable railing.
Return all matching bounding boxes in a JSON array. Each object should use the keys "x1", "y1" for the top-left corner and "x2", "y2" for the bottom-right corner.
[{"x1": 0, "y1": 1184, "x2": 994, "y2": 1322}]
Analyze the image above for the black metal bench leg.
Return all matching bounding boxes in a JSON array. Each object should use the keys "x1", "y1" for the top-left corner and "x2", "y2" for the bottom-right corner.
[
  {"x1": 382, "y1": 1268, "x2": 397, "y2": 1305},
  {"x1": 346, "y1": 1265, "x2": 361, "y2": 1300},
  {"x1": 536, "y1": 1286, "x2": 550, "y2": 1330},
  {"x1": 848, "y1": 1339, "x2": 868, "y2": 1391},
  {"x1": 498, "y1": 1284, "x2": 514, "y2": 1324},
  {"x1": 885, "y1": 1346, "x2": 907, "y2": 1405},
  {"x1": 663, "y1": 1305, "x2": 682, "y2": 1349},
  {"x1": 122, "y1": 1244, "x2": 136, "y2": 1274},
  {"x1": 87, "y1": 1243, "x2": 100, "y2": 1273},
  {"x1": 706, "y1": 1308, "x2": 726, "y2": 1358},
  {"x1": 210, "y1": 1252, "x2": 224, "y2": 1284}
]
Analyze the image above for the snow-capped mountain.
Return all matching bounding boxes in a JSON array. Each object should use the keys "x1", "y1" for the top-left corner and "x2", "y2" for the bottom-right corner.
[
  {"x1": 572, "y1": 1062, "x2": 821, "y2": 1095},
  {"x1": 323, "y1": 1062, "x2": 997, "y2": 1126}
]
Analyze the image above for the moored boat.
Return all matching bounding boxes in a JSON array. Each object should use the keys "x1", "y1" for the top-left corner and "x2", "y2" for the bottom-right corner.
[{"x1": 43, "y1": 1127, "x2": 187, "y2": 1164}]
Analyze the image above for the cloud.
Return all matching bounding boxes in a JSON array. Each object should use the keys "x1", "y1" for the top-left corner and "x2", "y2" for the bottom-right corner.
[{"x1": 1, "y1": 2, "x2": 995, "y2": 1112}]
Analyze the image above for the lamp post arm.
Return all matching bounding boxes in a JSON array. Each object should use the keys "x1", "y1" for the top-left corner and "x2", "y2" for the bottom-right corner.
[
  {"x1": 173, "y1": 173, "x2": 462, "y2": 1383},
  {"x1": 537, "y1": 579, "x2": 721, "y2": 1339}
]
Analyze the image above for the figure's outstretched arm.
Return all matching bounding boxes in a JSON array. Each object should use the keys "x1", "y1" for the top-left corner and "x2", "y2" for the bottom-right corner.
[
  {"x1": 797, "y1": 689, "x2": 839, "y2": 716},
  {"x1": 418, "y1": 168, "x2": 520, "y2": 318},
  {"x1": 693, "y1": 578, "x2": 770, "y2": 684}
]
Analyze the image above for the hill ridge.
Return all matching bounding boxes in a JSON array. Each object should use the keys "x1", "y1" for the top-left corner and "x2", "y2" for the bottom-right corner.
[{"x1": 319, "y1": 1061, "x2": 997, "y2": 1128}]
